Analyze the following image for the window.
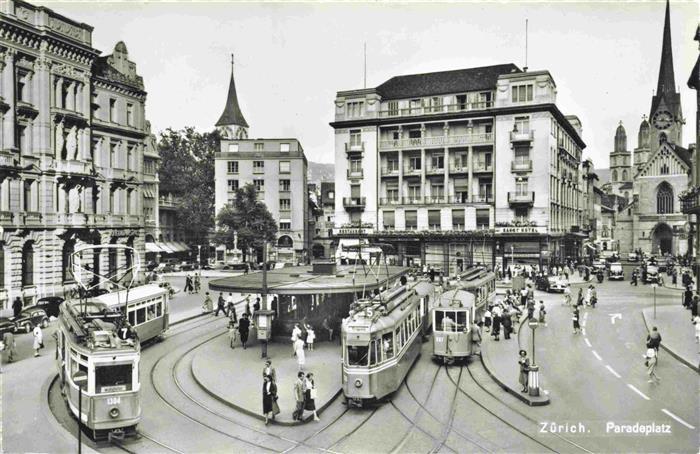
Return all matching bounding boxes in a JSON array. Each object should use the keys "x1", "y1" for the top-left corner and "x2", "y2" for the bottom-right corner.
[
  {"x1": 476, "y1": 208, "x2": 490, "y2": 229},
  {"x1": 431, "y1": 155, "x2": 444, "y2": 170},
  {"x1": 452, "y1": 209, "x2": 465, "y2": 230},
  {"x1": 280, "y1": 199, "x2": 291, "y2": 211},
  {"x1": 514, "y1": 116, "x2": 530, "y2": 133},
  {"x1": 126, "y1": 103, "x2": 134, "y2": 126},
  {"x1": 386, "y1": 187, "x2": 399, "y2": 202},
  {"x1": 428, "y1": 210, "x2": 441, "y2": 230},
  {"x1": 280, "y1": 143, "x2": 290, "y2": 152},
  {"x1": 511, "y1": 84, "x2": 533, "y2": 102},
  {"x1": 430, "y1": 183, "x2": 444, "y2": 201},
  {"x1": 622, "y1": 169, "x2": 628, "y2": 181},
  {"x1": 656, "y1": 182, "x2": 673, "y2": 214},
  {"x1": 612, "y1": 169, "x2": 618, "y2": 182},
  {"x1": 126, "y1": 147, "x2": 132, "y2": 171},
  {"x1": 227, "y1": 161, "x2": 239, "y2": 174},
  {"x1": 387, "y1": 101, "x2": 399, "y2": 116},
  {"x1": 21, "y1": 242, "x2": 33, "y2": 287},
  {"x1": 349, "y1": 130, "x2": 361, "y2": 147},
  {"x1": 253, "y1": 161, "x2": 264, "y2": 173},
  {"x1": 405, "y1": 210, "x2": 417, "y2": 230},
  {"x1": 280, "y1": 221, "x2": 291, "y2": 230},
  {"x1": 254, "y1": 179, "x2": 264, "y2": 191},
  {"x1": 383, "y1": 211, "x2": 395, "y2": 230},
  {"x1": 349, "y1": 159, "x2": 362, "y2": 173},
  {"x1": 23, "y1": 180, "x2": 32, "y2": 211},
  {"x1": 478, "y1": 180, "x2": 493, "y2": 199},
  {"x1": 660, "y1": 163, "x2": 669, "y2": 175},
  {"x1": 347, "y1": 345, "x2": 368, "y2": 366},
  {"x1": 382, "y1": 332, "x2": 394, "y2": 359},
  {"x1": 515, "y1": 207, "x2": 529, "y2": 221},
  {"x1": 279, "y1": 161, "x2": 291, "y2": 173},
  {"x1": 515, "y1": 178, "x2": 528, "y2": 194},
  {"x1": 125, "y1": 189, "x2": 131, "y2": 214},
  {"x1": 408, "y1": 184, "x2": 421, "y2": 201},
  {"x1": 346, "y1": 101, "x2": 364, "y2": 118},
  {"x1": 409, "y1": 156, "x2": 421, "y2": 171},
  {"x1": 430, "y1": 96, "x2": 443, "y2": 112},
  {"x1": 109, "y1": 98, "x2": 117, "y2": 122},
  {"x1": 110, "y1": 143, "x2": 117, "y2": 167},
  {"x1": 387, "y1": 159, "x2": 399, "y2": 172},
  {"x1": 514, "y1": 147, "x2": 530, "y2": 165},
  {"x1": 254, "y1": 143, "x2": 264, "y2": 151},
  {"x1": 228, "y1": 143, "x2": 239, "y2": 153},
  {"x1": 280, "y1": 179, "x2": 291, "y2": 191},
  {"x1": 227, "y1": 179, "x2": 239, "y2": 192}
]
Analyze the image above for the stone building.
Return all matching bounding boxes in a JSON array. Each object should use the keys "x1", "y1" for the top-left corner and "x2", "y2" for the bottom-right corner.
[{"x1": 0, "y1": 0, "x2": 156, "y2": 309}]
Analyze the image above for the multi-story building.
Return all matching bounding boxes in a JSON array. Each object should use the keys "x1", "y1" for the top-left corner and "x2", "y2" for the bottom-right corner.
[
  {"x1": 0, "y1": 0, "x2": 156, "y2": 309},
  {"x1": 331, "y1": 64, "x2": 586, "y2": 273},
  {"x1": 213, "y1": 60, "x2": 309, "y2": 264}
]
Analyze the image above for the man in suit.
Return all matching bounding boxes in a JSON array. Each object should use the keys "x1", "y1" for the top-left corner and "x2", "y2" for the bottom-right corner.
[
  {"x1": 292, "y1": 371, "x2": 306, "y2": 421},
  {"x1": 238, "y1": 313, "x2": 250, "y2": 349}
]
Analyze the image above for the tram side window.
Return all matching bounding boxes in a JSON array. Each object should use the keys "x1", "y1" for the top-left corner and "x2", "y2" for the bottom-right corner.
[
  {"x1": 128, "y1": 310, "x2": 135, "y2": 326},
  {"x1": 155, "y1": 301, "x2": 162, "y2": 317},
  {"x1": 382, "y1": 332, "x2": 394, "y2": 359},
  {"x1": 456, "y1": 311, "x2": 468, "y2": 331},
  {"x1": 395, "y1": 327, "x2": 402, "y2": 350},
  {"x1": 347, "y1": 345, "x2": 369, "y2": 366},
  {"x1": 147, "y1": 305, "x2": 156, "y2": 321},
  {"x1": 369, "y1": 340, "x2": 378, "y2": 366},
  {"x1": 95, "y1": 363, "x2": 132, "y2": 393},
  {"x1": 435, "y1": 310, "x2": 445, "y2": 331},
  {"x1": 136, "y1": 307, "x2": 146, "y2": 325}
]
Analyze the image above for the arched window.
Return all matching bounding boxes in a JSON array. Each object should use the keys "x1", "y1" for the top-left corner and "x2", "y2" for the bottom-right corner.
[
  {"x1": 656, "y1": 182, "x2": 673, "y2": 214},
  {"x1": 622, "y1": 169, "x2": 628, "y2": 181},
  {"x1": 22, "y1": 242, "x2": 34, "y2": 287},
  {"x1": 277, "y1": 235, "x2": 293, "y2": 248},
  {"x1": 612, "y1": 169, "x2": 618, "y2": 182}
]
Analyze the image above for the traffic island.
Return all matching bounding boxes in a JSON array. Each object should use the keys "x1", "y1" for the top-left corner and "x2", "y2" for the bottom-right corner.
[
  {"x1": 190, "y1": 334, "x2": 342, "y2": 425},
  {"x1": 480, "y1": 314, "x2": 550, "y2": 406}
]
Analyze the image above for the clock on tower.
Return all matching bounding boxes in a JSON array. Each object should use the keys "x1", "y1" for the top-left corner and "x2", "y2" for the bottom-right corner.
[{"x1": 651, "y1": 110, "x2": 673, "y2": 130}]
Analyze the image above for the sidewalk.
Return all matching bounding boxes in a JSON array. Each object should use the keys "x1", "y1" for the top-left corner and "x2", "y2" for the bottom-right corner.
[
  {"x1": 641, "y1": 306, "x2": 699, "y2": 372},
  {"x1": 190, "y1": 335, "x2": 341, "y2": 425},
  {"x1": 479, "y1": 313, "x2": 550, "y2": 406}
]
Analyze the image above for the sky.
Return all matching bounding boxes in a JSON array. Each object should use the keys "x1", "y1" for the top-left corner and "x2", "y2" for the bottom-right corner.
[{"x1": 31, "y1": 0, "x2": 698, "y2": 168}]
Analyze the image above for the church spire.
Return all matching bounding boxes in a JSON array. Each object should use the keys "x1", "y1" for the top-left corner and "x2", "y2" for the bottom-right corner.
[
  {"x1": 656, "y1": 0, "x2": 676, "y2": 96},
  {"x1": 216, "y1": 54, "x2": 249, "y2": 133}
]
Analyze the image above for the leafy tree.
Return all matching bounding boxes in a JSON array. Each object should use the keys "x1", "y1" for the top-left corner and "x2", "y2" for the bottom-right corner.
[
  {"x1": 216, "y1": 183, "x2": 277, "y2": 262},
  {"x1": 157, "y1": 127, "x2": 219, "y2": 250}
]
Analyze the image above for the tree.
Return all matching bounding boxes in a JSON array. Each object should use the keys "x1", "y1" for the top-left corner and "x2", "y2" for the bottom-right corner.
[
  {"x1": 216, "y1": 183, "x2": 277, "y2": 262},
  {"x1": 157, "y1": 127, "x2": 219, "y2": 250}
]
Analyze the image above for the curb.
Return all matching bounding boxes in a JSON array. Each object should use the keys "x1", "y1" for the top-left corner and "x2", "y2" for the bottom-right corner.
[
  {"x1": 640, "y1": 311, "x2": 699, "y2": 373},
  {"x1": 479, "y1": 315, "x2": 550, "y2": 406},
  {"x1": 189, "y1": 343, "x2": 343, "y2": 426}
]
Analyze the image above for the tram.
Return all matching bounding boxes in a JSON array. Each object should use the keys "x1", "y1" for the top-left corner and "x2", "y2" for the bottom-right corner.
[
  {"x1": 431, "y1": 289, "x2": 476, "y2": 363},
  {"x1": 91, "y1": 284, "x2": 169, "y2": 344},
  {"x1": 55, "y1": 299, "x2": 141, "y2": 440},
  {"x1": 451, "y1": 266, "x2": 496, "y2": 322},
  {"x1": 341, "y1": 278, "x2": 439, "y2": 406}
]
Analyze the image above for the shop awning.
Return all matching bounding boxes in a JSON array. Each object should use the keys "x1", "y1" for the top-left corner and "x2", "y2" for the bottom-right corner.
[
  {"x1": 145, "y1": 242, "x2": 162, "y2": 253},
  {"x1": 173, "y1": 242, "x2": 191, "y2": 252},
  {"x1": 158, "y1": 242, "x2": 176, "y2": 254}
]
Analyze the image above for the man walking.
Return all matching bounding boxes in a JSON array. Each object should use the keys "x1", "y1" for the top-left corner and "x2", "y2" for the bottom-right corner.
[
  {"x1": 215, "y1": 293, "x2": 226, "y2": 316},
  {"x1": 646, "y1": 326, "x2": 662, "y2": 357},
  {"x1": 292, "y1": 371, "x2": 306, "y2": 421},
  {"x1": 470, "y1": 321, "x2": 482, "y2": 355},
  {"x1": 12, "y1": 297, "x2": 22, "y2": 318},
  {"x1": 238, "y1": 314, "x2": 251, "y2": 349}
]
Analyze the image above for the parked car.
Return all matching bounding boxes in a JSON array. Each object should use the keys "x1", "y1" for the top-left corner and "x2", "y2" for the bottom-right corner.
[
  {"x1": 627, "y1": 252, "x2": 638, "y2": 262},
  {"x1": 30, "y1": 296, "x2": 65, "y2": 318},
  {"x1": 12, "y1": 308, "x2": 49, "y2": 333},
  {"x1": 146, "y1": 261, "x2": 159, "y2": 271},
  {"x1": 224, "y1": 263, "x2": 250, "y2": 272},
  {"x1": 180, "y1": 262, "x2": 196, "y2": 271},
  {"x1": 608, "y1": 262, "x2": 624, "y2": 280},
  {"x1": 155, "y1": 263, "x2": 176, "y2": 273},
  {"x1": 645, "y1": 264, "x2": 660, "y2": 283},
  {"x1": 593, "y1": 259, "x2": 607, "y2": 272},
  {"x1": 0, "y1": 317, "x2": 17, "y2": 336},
  {"x1": 535, "y1": 275, "x2": 567, "y2": 293}
]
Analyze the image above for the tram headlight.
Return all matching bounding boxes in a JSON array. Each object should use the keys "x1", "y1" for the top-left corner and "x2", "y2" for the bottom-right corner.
[
  {"x1": 354, "y1": 378, "x2": 363, "y2": 388},
  {"x1": 109, "y1": 407, "x2": 120, "y2": 419}
]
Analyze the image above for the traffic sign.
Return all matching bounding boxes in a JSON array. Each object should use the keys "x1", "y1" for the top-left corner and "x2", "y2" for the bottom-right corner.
[
  {"x1": 650, "y1": 283, "x2": 658, "y2": 288},
  {"x1": 528, "y1": 319, "x2": 539, "y2": 329}
]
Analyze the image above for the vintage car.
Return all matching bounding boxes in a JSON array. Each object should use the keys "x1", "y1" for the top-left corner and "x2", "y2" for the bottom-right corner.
[
  {"x1": 608, "y1": 262, "x2": 624, "y2": 280},
  {"x1": 645, "y1": 264, "x2": 660, "y2": 283},
  {"x1": 627, "y1": 252, "x2": 638, "y2": 262},
  {"x1": 12, "y1": 308, "x2": 49, "y2": 333},
  {"x1": 593, "y1": 259, "x2": 607, "y2": 272},
  {"x1": 29, "y1": 296, "x2": 65, "y2": 318},
  {"x1": 0, "y1": 317, "x2": 17, "y2": 336},
  {"x1": 535, "y1": 275, "x2": 567, "y2": 293}
]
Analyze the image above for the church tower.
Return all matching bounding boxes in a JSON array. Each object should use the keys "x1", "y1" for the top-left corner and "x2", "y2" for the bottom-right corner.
[
  {"x1": 634, "y1": 115, "x2": 651, "y2": 173},
  {"x1": 215, "y1": 54, "x2": 249, "y2": 140},
  {"x1": 609, "y1": 121, "x2": 632, "y2": 197},
  {"x1": 648, "y1": 0, "x2": 683, "y2": 149}
]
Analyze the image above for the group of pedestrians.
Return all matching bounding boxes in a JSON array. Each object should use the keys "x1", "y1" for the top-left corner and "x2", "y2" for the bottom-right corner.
[
  {"x1": 184, "y1": 273, "x2": 201, "y2": 294},
  {"x1": 483, "y1": 288, "x2": 548, "y2": 342},
  {"x1": 261, "y1": 359, "x2": 320, "y2": 425},
  {"x1": 291, "y1": 322, "x2": 317, "y2": 371}
]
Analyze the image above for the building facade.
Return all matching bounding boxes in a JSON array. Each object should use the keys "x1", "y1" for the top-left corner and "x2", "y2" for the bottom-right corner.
[
  {"x1": 0, "y1": 0, "x2": 156, "y2": 309},
  {"x1": 330, "y1": 64, "x2": 586, "y2": 273},
  {"x1": 309, "y1": 181, "x2": 335, "y2": 260}
]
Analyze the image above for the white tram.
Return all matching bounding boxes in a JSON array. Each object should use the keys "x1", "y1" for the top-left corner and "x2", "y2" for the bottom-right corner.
[
  {"x1": 341, "y1": 278, "x2": 439, "y2": 406},
  {"x1": 451, "y1": 267, "x2": 496, "y2": 320},
  {"x1": 55, "y1": 300, "x2": 141, "y2": 439},
  {"x1": 91, "y1": 285, "x2": 169, "y2": 344},
  {"x1": 432, "y1": 289, "x2": 476, "y2": 362}
]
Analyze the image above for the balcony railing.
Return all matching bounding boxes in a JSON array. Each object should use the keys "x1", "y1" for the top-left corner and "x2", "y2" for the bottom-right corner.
[
  {"x1": 0, "y1": 211, "x2": 13, "y2": 224},
  {"x1": 511, "y1": 160, "x2": 533, "y2": 172},
  {"x1": 343, "y1": 197, "x2": 366, "y2": 209},
  {"x1": 448, "y1": 196, "x2": 469, "y2": 204},
  {"x1": 345, "y1": 142, "x2": 364, "y2": 154},
  {"x1": 379, "y1": 133, "x2": 494, "y2": 150},
  {"x1": 424, "y1": 196, "x2": 446, "y2": 204},
  {"x1": 472, "y1": 194, "x2": 494, "y2": 203},
  {"x1": 21, "y1": 212, "x2": 42, "y2": 225},
  {"x1": 379, "y1": 197, "x2": 401, "y2": 206},
  {"x1": 403, "y1": 167, "x2": 422, "y2": 177},
  {"x1": 57, "y1": 212, "x2": 87, "y2": 227},
  {"x1": 681, "y1": 192, "x2": 700, "y2": 214},
  {"x1": 508, "y1": 191, "x2": 535, "y2": 205},
  {"x1": 449, "y1": 165, "x2": 469, "y2": 174},
  {"x1": 472, "y1": 161, "x2": 493, "y2": 172},
  {"x1": 347, "y1": 169, "x2": 364, "y2": 179},
  {"x1": 0, "y1": 152, "x2": 17, "y2": 168},
  {"x1": 426, "y1": 166, "x2": 445, "y2": 175},
  {"x1": 380, "y1": 167, "x2": 400, "y2": 177},
  {"x1": 402, "y1": 196, "x2": 424, "y2": 205},
  {"x1": 377, "y1": 101, "x2": 494, "y2": 118},
  {"x1": 54, "y1": 160, "x2": 94, "y2": 175},
  {"x1": 510, "y1": 130, "x2": 534, "y2": 143}
]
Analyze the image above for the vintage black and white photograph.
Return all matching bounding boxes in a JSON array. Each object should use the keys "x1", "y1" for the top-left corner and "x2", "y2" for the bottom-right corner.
[{"x1": 0, "y1": 0, "x2": 698, "y2": 452}]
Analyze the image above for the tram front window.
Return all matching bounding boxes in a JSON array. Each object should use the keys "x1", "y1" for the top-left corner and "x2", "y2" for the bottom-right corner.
[
  {"x1": 347, "y1": 345, "x2": 369, "y2": 366},
  {"x1": 95, "y1": 363, "x2": 133, "y2": 393},
  {"x1": 456, "y1": 311, "x2": 467, "y2": 331}
]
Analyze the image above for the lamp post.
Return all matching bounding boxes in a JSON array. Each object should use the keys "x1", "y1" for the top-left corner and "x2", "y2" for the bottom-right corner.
[
  {"x1": 652, "y1": 282, "x2": 657, "y2": 319},
  {"x1": 527, "y1": 319, "x2": 540, "y2": 397},
  {"x1": 197, "y1": 245, "x2": 202, "y2": 267},
  {"x1": 72, "y1": 370, "x2": 88, "y2": 454},
  {"x1": 255, "y1": 240, "x2": 274, "y2": 359}
]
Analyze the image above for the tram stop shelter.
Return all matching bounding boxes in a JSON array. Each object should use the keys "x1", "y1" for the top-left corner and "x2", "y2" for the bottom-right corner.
[{"x1": 209, "y1": 261, "x2": 408, "y2": 340}]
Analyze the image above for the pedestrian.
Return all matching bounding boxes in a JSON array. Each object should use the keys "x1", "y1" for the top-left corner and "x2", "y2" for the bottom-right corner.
[
  {"x1": 684, "y1": 286, "x2": 693, "y2": 308},
  {"x1": 245, "y1": 299, "x2": 252, "y2": 317},
  {"x1": 304, "y1": 372, "x2": 320, "y2": 421},
  {"x1": 538, "y1": 301, "x2": 547, "y2": 325},
  {"x1": 502, "y1": 312, "x2": 512, "y2": 340},
  {"x1": 2, "y1": 331, "x2": 16, "y2": 363},
  {"x1": 470, "y1": 321, "x2": 482, "y2": 355},
  {"x1": 228, "y1": 319, "x2": 238, "y2": 348},
  {"x1": 184, "y1": 274, "x2": 193, "y2": 294},
  {"x1": 491, "y1": 310, "x2": 501, "y2": 341},
  {"x1": 12, "y1": 297, "x2": 22, "y2": 318},
  {"x1": 33, "y1": 324, "x2": 43, "y2": 357},
  {"x1": 215, "y1": 293, "x2": 225, "y2": 316},
  {"x1": 292, "y1": 371, "x2": 306, "y2": 421},
  {"x1": 262, "y1": 374, "x2": 278, "y2": 425},
  {"x1": 227, "y1": 293, "x2": 236, "y2": 316},
  {"x1": 691, "y1": 296, "x2": 699, "y2": 320},
  {"x1": 202, "y1": 292, "x2": 213, "y2": 313},
  {"x1": 483, "y1": 307, "x2": 492, "y2": 333},
  {"x1": 291, "y1": 323, "x2": 302, "y2": 356},
  {"x1": 295, "y1": 337, "x2": 306, "y2": 371},
  {"x1": 527, "y1": 300, "x2": 535, "y2": 320},
  {"x1": 646, "y1": 326, "x2": 662, "y2": 356},
  {"x1": 563, "y1": 285, "x2": 572, "y2": 306},
  {"x1": 572, "y1": 308, "x2": 581, "y2": 334},
  {"x1": 518, "y1": 349, "x2": 530, "y2": 393},
  {"x1": 253, "y1": 297, "x2": 261, "y2": 315},
  {"x1": 238, "y1": 313, "x2": 250, "y2": 349},
  {"x1": 510, "y1": 306, "x2": 520, "y2": 334},
  {"x1": 693, "y1": 315, "x2": 700, "y2": 344},
  {"x1": 194, "y1": 273, "x2": 201, "y2": 293},
  {"x1": 263, "y1": 359, "x2": 277, "y2": 383},
  {"x1": 322, "y1": 316, "x2": 333, "y2": 342},
  {"x1": 645, "y1": 347, "x2": 660, "y2": 383},
  {"x1": 306, "y1": 325, "x2": 316, "y2": 351}
]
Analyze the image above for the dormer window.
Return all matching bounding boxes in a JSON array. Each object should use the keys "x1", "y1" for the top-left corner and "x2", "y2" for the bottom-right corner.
[{"x1": 511, "y1": 84, "x2": 533, "y2": 103}]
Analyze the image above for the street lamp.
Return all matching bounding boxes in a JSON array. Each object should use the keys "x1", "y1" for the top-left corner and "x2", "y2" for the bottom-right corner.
[
  {"x1": 527, "y1": 319, "x2": 540, "y2": 397},
  {"x1": 72, "y1": 370, "x2": 88, "y2": 454},
  {"x1": 255, "y1": 240, "x2": 275, "y2": 358},
  {"x1": 651, "y1": 282, "x2": 657, "y2": 319}
]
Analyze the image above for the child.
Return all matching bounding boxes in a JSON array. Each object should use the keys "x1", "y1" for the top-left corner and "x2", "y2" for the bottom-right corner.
[
  {"x1": 483, "y1": 307, "x2": 492, "y2": 333},
  {"x1": 306, "y1": 326, "x2": 316, "y2": 351},
  {"x1": 538, "y1": 301, "x2": 547, "y2": 326}
]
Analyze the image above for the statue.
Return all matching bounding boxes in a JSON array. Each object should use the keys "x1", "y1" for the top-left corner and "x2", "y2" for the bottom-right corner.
[
  {"x1": 66, "y1": 126, "x2": 78, "y2": 160},
  {"x1": 55, "y1": 120, "x2": 65, "y2": 158}
]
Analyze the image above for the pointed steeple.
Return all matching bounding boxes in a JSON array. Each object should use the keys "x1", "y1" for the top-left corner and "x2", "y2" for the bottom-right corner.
[
  {"x1": 216, "y1": 54, "x2": 249, "y2": 131},
  {"x1": 656, "y1": 0, "x2": 676, "y2": 97},
  {"x1": 614, "y1": 121, "x2": 627, "y2": 152}
]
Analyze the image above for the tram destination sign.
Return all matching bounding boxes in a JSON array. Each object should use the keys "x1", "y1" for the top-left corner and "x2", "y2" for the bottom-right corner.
[{"x1": 495, "y1": 226, "x2": 547, "y2": 234}]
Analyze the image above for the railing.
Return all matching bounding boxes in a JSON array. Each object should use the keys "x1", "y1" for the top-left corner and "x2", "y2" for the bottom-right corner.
[
  {"x1": 379, "y1": 197, "x2": 401, "y2": 206},
  {"x1": 378, "y1": 101, "x2": 494, "y2": 118},
  {"x1": 402, "y1": 197, "x2": 424, "y2": 205},
  {"x1": 681, "y1": 192, "x2": 700, "y2": 214},
  {"x1": 511, "y1": 160, "x2": 533, "y2": 172},
  {"x1": 346, "y1": 169, "x2": 363, "y2": 179},
  {"x1": 403, "y1": 167, "x2": 422, "y2": 177},
  {"x1": 55, "y1": 160, "x2": 93, "y2": 175},
  {"x1": 343, "y1": 197, "x2": 366, "y2": 208},
  {"x1": 473, "y1": 194, "x2": 494, "y2": 203},
  {"x1": 0, "y1": 211, "x2": 13, "y2": 224},
  {"x1": 379, "y1": 133, "x2": 494, "y2": 150},
  {"x1": 345, "y1": 142, "x2": 364, "y2": 153},
  {"x1": 253, "y1": 167, "x2": 265, "y2": 174},
  {"x1": 448, "y1": 196, "x2": 468, "y2": 204},
  {"x1": 510, "y1": 130, "x2": 535, "y2": 142},
  {"x1": 22, "y1": 212, "x2": 42, "y2": 225},
  {"x1": 380, "y1": 167, "x2": 400, "y2": 176},
  {"x1": 0, "y1": 152, "x2": 17, "y2": 168},
  {"x1": 424, "y1": 196, "x2": 445, "y2": 204},
  {"x1": 472, "y1": 161, "x2": 493, "y2": 172},
  {"x1": 507, "y1": 191, "x2": 535, "y2": 204},
  {"x1": 449, "y1": 165, "x2": 469, "y2": 174},
  {"x1": 425, "y1": 166, "x2": 445, "y2": 175},
  {"x1": 57, "y1": 212, "x2": 87, "y2": 227}
]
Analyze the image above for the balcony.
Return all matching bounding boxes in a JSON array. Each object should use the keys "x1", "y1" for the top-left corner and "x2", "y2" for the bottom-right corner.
[
  {"x1": 379, "y1": 197, "x2": 401, "y2": 206},
  {"x1": 380, "y1": 167, "x2": 399, "y2": 177},
  {"x1": 54, "y1": 160, "x2": 94, "y2": 175},
  {"x1": 681, "y1": 192, "x2": 700, "y2": 214},
  {"x1": 346, "y1": 169, "x2": 364, "y2": 179},
  {"x1": 449, "y1": 165, "x2": 469, "y2": 175},
  {"x1": 345, "y1": 142, "x2": 364, "y2": 155},
  {"x1": 472, "y1": 193, "x2": 494, "y2": 203},
  {"x1": 424, "y1": 195, "x2": 446, "y2": 204},
  {"x1": 511, "y1": 160, "x2": 533, "y2": 172},
  {"x1": 403, "y1": 166, "x2": 422, "y2": 177},
  {"x1": 377, "y1": 101, "x2": 494, "y2": 119},
  {"x1": 472, "y1": 161, "x2": 493, "y2": 173},
  {"x1": 508, "y1": 191, "x2": 535, "y2": 206},
  {"x1": 0, "y1": 152, "x2": 18, "y2": 169},
  {"x1": 21, "y1": 212, "x2": 42, "y2": 226},
  {"x1": 0, "y1": 211, "x2": 13, "y2": 225},
  {"x1": 343, "y1": 197, "x2": 366, "y2": 210},
  {"x1": 402, "y1": 196, "x2": 424, "y2": 205},
  {"x1": 379, "y1": 133, "x2": 494, "y2": 150},
  {"x1": 426, "y1": 166, "x2": 445, "y2": 176},
  {"x1": 448, "y1": 195, "x2": 469, "y2": 204},
  {"x1": 57, "y1": 212, "x2": 87, "y2": 227},
  {"x1": 510, "y1": 130, "x2": 534, "y2": 143}
]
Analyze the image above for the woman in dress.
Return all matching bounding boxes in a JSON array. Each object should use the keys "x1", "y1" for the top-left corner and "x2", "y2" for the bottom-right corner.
[
  {"x1": 295, "y1": 338, "x2": 306, "y2": 371},
  {"x1": 262, "y1": 374, "x2": 277, "y2": 425},
  {"x1": 572, "y1": 307, "x2": 581, "y2": 334},
  {"x1": 518, "y1": 349, "x2": 530, "y2": 393},
  {"x1": 33, "y1": 325, "x2": 43, "y2": 357},
  {"x1": 645, "y1": 348, "x2": 660, "y2": 383},
  {"x1": 304, "y1": 373, "x2": 320, "y2": 421}
]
